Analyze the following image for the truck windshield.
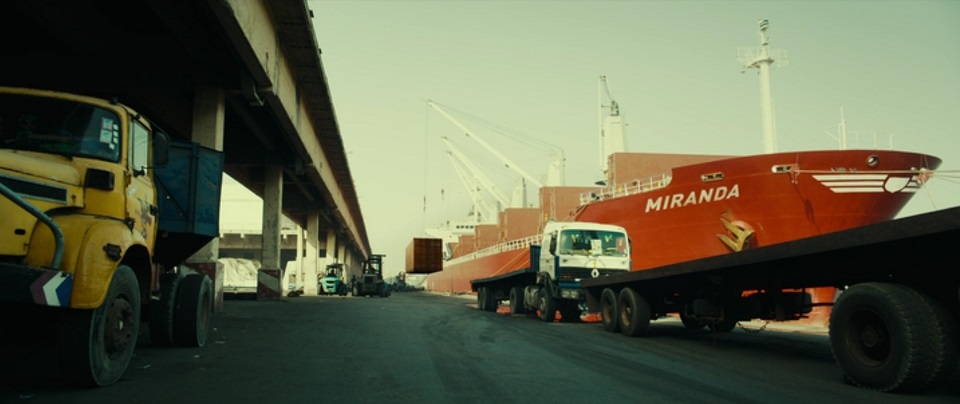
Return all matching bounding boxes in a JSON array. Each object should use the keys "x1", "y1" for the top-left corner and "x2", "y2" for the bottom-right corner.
[
  {"x1": 0, "y1": 94, "x2": 121, "y2": 162},
  {"x1": 558, "y1": 229, "x2": 628, "y2": 257}
]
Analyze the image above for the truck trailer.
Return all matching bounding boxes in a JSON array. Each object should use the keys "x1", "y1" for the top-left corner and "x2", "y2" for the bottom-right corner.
[
  {"x1": 470, "y1": 221, "x2": 631, "y2": 321},
  {"x1": 0, "y1": 87, "x2": 224, "y2": 387},
  {"x1": 579, "y1": 206, "x2": 960, "y2": 393}
]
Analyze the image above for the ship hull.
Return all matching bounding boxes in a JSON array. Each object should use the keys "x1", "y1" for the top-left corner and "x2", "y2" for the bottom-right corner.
[
  {"x1": 575, "y1": 150, "x2": 939, "y2": 270},
  {"x1": 426, "y1": 150, "x2": 940, "y2": 298}
]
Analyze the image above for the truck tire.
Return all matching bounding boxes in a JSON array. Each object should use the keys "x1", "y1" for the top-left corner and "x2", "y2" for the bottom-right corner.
[
  {"x1": 483, "y1": 287, "x2": 498, "y2": 312},
  {"x1": 618, "y1": 287, "x2": 651, "y2": 337},
  {"x1": 509, "y1": 287, "x2": 526, "y2": 314},
  {"x1": 478, "y1": 287, "x2": 488, "y2": 311},
  {"x1": 149, "y1": 272, "x2": 181, "y2": 346},
  {"x1": 708, "y1": 318, "x2": 737, "y2": 333},
  {"x1": 830, "y1": 282, "x2": 959, "y2": 392},
  {"x1": 679, "y1": 309, "x2": 705, "y2": 330},
  {"x1": 173, "y1": 273, "x2": 213, "y2": 347},
  {"x1": 538, "y1": 288, "x2": 557, "y2": 322},
  {"x1": 600, "y1": 288, "x2": 619, "y2": 333},
  {"x1": 57, "y1": 265, "x2": 140, "y2": 387}
]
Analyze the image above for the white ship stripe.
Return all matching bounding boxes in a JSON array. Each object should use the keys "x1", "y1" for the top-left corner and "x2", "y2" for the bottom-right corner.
[
  {"x1": 820, "y1": 181, "x2": 885, "y2": 187},
  {"x1": 830, "y1": 188, "x2": 886, "y2": 193},
  {"x1": 813, "y1": 174, "x2": 889, "y2": 181}
]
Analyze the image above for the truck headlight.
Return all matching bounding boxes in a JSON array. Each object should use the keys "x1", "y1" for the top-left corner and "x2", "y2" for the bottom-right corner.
[{"x1": 560, "y1": 289, "x2": 580, "y2": 299}]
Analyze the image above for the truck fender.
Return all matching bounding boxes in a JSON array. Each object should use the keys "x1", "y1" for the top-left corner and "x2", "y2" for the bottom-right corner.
[{"x1": 28, "y1": 215, "x2": 149, "y2": 309}]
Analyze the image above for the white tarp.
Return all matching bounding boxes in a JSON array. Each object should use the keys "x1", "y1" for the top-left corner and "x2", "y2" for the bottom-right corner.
[{"x1": 220, "y1": 257, "x2": 261, "y2": 289}]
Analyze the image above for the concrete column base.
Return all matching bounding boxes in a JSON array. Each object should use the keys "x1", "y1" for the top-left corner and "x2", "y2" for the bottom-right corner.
[{"x1": 257, "y1": 268, "x2": 282, "y2": 300}]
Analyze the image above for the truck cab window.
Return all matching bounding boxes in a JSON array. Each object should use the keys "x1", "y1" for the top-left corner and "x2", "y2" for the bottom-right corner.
[{"x1": 130, "y1": 121, "x2": 149, "y2": 174}]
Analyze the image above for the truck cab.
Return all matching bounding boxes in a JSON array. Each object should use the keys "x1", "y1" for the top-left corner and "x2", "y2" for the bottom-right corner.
[
  {"x1": 0, "y1": 87, "x2": 222, "y2": 387},
  {"x1": 528, "y1": 222, "x2": 631, "y2": 317}
]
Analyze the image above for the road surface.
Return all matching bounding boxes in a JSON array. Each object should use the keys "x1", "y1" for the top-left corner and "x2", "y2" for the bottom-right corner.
[{"x1": 2, "y1": 292, "x2": 957, "y2": 403}]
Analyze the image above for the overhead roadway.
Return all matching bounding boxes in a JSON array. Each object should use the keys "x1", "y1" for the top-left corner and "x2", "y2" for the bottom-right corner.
[{"x1": 1, "y1": 1, "x2": 370, "y2": 266}]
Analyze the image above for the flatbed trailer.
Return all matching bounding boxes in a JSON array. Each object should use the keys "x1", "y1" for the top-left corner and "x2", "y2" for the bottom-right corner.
[{"x1": 581, "y1": 205, "x2": 960, "y2": 393}]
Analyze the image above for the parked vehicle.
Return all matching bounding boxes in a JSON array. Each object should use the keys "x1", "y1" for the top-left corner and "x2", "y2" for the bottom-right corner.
[{"x1": 0, "y1": 87, "x2": 224, "y2": 387}]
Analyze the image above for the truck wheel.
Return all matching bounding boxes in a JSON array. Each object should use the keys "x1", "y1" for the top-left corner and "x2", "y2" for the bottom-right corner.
[
  {"x1": 830, "y1": 282, "x2": 959, "y2": 392},
  {"x1": 538, "y1": 289, "x2": 557, "y2": 322},
  {"x1": 173, "y1": 273, "x2": 213, "y2": 347},
  {"x1": 478, "y1": 287, "x2": 489, "y2": 311},
  {"x1": 508, "y1": 287, "x2": 526, "y2": 314},
  {"x1": 57, "y1": 265, "x2": 140, "y2": 387},
  {"x1": 600, "y1": 288, "x2": 619, "y2": 333},
  {"x1": 679, "y1": 309, "x2": 705, "y2": 330},
  {"x1": 618, "y1": 287, "x2": 651, "y2": 337},
  {"x1": 482, "y1": 287, "x2": 498, "y2": 312},
  {"x1": 149, "y1": 272, "x2": 181, "y2": 346},
  {"x1": 708, "y1": 318, "x2": 737, "y2": 333}
]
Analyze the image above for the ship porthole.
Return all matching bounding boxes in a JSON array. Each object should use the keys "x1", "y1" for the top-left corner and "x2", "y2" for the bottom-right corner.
[{"x1": 866, "y1": 155, "x2": 880, "y2": 167}]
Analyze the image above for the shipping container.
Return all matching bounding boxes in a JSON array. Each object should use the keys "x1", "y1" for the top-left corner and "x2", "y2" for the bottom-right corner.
[{"x1": 405, "y1": 238, "x2": 443, "y2": 274}]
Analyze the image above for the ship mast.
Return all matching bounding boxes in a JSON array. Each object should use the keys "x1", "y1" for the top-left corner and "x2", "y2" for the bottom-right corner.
[
  {"x1": 738, "y1": 19, "x2": 788, "y2": 153},
  {"x1": 598, "y1": 76, "x2": 626, "y2": 185}
]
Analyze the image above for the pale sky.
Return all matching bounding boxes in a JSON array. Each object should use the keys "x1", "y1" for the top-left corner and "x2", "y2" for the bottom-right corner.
[{"x1": 305, "y1": 0, "x2": 960, "y2": 277}]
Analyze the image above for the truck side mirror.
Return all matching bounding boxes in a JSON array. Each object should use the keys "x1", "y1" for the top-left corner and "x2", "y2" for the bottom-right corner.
[
  {"x1": 153, "y1": 131, "x2": 170, "y2": 168},
  {"x1": 548, "y1": 234, "x2": 557, "y2": 254}
]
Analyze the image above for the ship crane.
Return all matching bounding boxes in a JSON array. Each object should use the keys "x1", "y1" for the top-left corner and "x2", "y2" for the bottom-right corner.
[
  {"x1": 441, "y1": 136, "x2": 512, "y2": 217},
  {"x1": 428, "y1": 101, "x2": 561, "y2": 206}
]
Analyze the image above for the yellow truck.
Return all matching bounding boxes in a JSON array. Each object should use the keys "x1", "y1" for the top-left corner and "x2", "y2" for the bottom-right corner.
[{"x1": 0, "y1": 87, "x2": 224, "y2": 387}]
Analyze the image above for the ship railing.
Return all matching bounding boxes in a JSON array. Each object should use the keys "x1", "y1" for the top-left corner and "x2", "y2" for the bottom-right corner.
[
  {"x1": 579, "y1": 173, "x2": 672, "y2": 206},
  {"x1": 446, "y1": 234, "x2": 542, "y2": 266}
]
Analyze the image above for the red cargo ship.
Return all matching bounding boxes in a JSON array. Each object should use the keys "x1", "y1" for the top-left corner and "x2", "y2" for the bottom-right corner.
[{"x1": 425, "y1": 150, "x2": 939, "y2": 295}]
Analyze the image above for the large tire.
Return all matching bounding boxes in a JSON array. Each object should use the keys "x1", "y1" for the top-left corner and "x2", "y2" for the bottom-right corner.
[
  {"x1": 830, "y1": 282, "x2": 960, "y2": 392},
  {"x1": 58, "y1": 265, "x2": 140, "y2": 387},
  {"x1": 509, "y1": 286, "x2": 526, "y2": 314},
  {"x1": 173, "y1": 273, "x2": 213, "y2": 347},
  {"x1": 150, "y1": 272, "x2": 181, "y2": 347},
  {"x1": 482, "y1": 287, "x2": 498, "y2": 312},
  {"x1": 680, "y1": 309, "x2": 708, "y2": 331},
  {"x1": 708, "y1": 318, "x2": 737, "y2": 333},
  {"x1": 618, "y1": 287, "x2": 651, "y2": 337},
  {"x1": 477, "y1": 287, "x2": 487, "y2": 311},
  {"x1": 600, "y1": 288, "x2": 619, "y2": 333},
  {"x1": 538, "y1": 288, "x2": 557, "y2": 322}
]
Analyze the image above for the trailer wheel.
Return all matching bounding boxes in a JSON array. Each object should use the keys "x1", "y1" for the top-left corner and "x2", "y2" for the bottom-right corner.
[
  {"x1": 482, "y1": 287, "x2": 498, "y2": 312},
  {"x1": 830, "y1": 282, "x2": 959, "y2": 392},
  {"x1": 618, "y1": 287, "x2": 651, "y2": 337},
  {"x1": 149, "y1": 272, "x2": 181, "y2": 346},
  {"x1": 600, "y1": 288, "x2": 619, "y2": 333},
  {"x1": 173, "y1": 273, "x2": 213, "y2": 347},
  {"x1": 708, "y1": 318, "x2": 737, "y2": 333},
  {"x1": 509, "y1": 287, "x2": 526, "y2": 314},
  {"x1": 57, "y1": 265, "x2": 140, "y2": 387},
  {"x1": 538, "y1": 288, "x2": 557, "y2": 322}
]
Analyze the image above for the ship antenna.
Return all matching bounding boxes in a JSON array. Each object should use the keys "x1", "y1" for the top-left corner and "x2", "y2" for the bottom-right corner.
[{"x1": 738, "y1": 19, "x2": 788, "y2": 153}]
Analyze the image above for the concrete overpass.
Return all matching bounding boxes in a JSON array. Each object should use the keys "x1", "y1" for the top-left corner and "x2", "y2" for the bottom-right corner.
[{"x1": 2, "y1": 0, "x2": 369, "y2": 294}]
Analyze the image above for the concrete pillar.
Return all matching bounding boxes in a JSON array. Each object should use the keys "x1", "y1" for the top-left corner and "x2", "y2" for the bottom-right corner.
[
  {"x1": 186, "y1": 87, "x2": 226, "y2": 311},
  {"x1": 325, "y1": 228, "x2": 337, "y2": 261},
  {"x1": 338, "y1": 239, "x2": 347, "y2": 278},
  {"x1": 304, "y1": 210, "x2": 320, "y2": 295},
  {"x1": 258, "y1": 164, "x2": 283, "y2": 300}
]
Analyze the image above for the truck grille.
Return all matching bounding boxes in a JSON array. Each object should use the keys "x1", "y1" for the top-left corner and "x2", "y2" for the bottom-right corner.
[
  {"x1": 557, "y1": 267, "x2": 623, "y2": 280},
  {"x1": 0, "y1": 175, "x2": 67, "y2": 204}
]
